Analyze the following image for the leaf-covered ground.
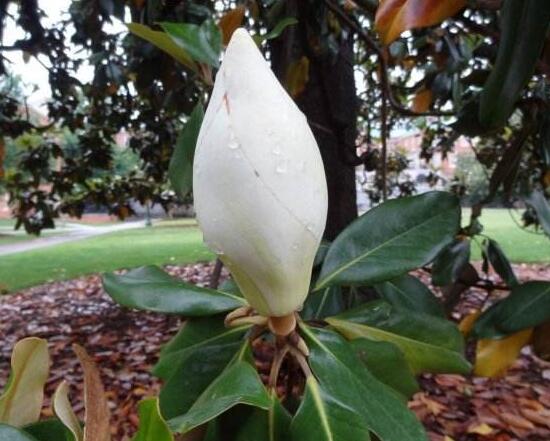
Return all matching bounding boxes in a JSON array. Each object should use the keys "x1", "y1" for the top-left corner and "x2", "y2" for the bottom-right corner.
[{"x1": 0, "y1": 263, "x2": 548, "y2": 440}]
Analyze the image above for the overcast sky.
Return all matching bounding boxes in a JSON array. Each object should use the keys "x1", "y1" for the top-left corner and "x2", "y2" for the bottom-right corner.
[{"x1": 3, "y1": 0, "x2": 126, "y2": 110}]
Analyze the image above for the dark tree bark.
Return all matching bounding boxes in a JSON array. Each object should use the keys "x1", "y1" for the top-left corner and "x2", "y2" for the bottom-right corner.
[{"x1": 270, "y1": 1, "x2": 358, "y2": 240}]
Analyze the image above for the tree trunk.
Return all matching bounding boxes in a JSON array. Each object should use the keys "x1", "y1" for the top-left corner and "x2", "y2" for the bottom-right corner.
[{"x1": 270, "y1": 2, "x2": 358, "y2": 240}]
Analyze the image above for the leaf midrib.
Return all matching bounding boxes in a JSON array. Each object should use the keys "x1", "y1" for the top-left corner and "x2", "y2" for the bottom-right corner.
[
  {"x1": 503, "y1": 284, "x2": 550, "y2": 326},
  {"x1": 326, "y1": 319, "x2": 467, "y2": 372},
  {"x1": 300, "y1": 325, "x2": 423, "y2": 441},
  {"x1": 317, "y1": 208, "x2": 453, "y2": 289},
  {"x1": 113, "y1": 277, "x2": 246, "y2": 304}
]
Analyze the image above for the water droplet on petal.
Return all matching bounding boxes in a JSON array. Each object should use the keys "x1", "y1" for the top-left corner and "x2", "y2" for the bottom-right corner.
[
  {"x1": 306, "y1": 223, "x2": 315, "y2": 232},
  {"x1": 276, "y1": 159, "x2": 288, "y2": 174}
]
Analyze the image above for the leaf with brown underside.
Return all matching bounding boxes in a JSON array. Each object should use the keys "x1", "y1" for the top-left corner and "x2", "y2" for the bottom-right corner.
[
  {"x1": 375, "y1": 0, "x2": 466, "y2": 45},
  {"x1": 412, "y1": 88, "x2": 432, "y2": 113},
  {"x1": 73, "y1": 344, "x2": 111, "y2": 441},
  {"x1": 219, "y1": 6, "x2": 246, "y2": 45},
  {"x1": 285, "y1": 56, "x2": 310, "y2": 98}
]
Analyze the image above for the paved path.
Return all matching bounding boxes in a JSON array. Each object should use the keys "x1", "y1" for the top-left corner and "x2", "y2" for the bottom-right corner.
[{"x1": 0, "y1": 221, "x2": 147, "y2": 256}]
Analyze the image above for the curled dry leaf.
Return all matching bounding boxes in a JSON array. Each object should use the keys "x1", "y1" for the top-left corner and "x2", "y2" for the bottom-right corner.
[
  {"x1": 219, "y1": 6, "x2": 246, "y2": 45},
  {"x1": 73, "y1": 344, "x2": 111, "y2": 441},
  {"x1": 53, "y1": 380, "x2": 84, "y2": 441},
  {"x1": 0, "y1": 337, "x2": 49, "y2": 427}
]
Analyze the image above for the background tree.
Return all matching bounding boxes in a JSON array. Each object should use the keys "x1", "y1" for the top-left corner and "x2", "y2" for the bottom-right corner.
[{"x1": 0, "y1": 0, "x2": 549, "y2": 237}]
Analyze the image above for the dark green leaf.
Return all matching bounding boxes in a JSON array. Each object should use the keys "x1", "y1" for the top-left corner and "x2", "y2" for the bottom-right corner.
[
  {"x1": 473, "y1": 281, "x2": 550, "y2": 338},
  {"x1": 301, "y1": 285, "x2": 345, "y2": 320},
  {"x1": 261, "y1": 17, "x2": 298, "y2": 42},
  {"x1": 23, "y1": 420, "x2": 74, "y2": 441},
  {"x1": 158, "y1": 321, "x2": 247, "y2": 419},
  {"x1": 527, "y1": 190, "x2": 550, "y2": 236},
  {"x1": 218, "y1": 278, "x2": 242, "y2": 297},
  {"x1": 327, "y1": 301, "x2": 470, "y2": 374},
  {"x1": 375, "y1": 274, "x2": 445, "y2": 317},
  {"x1": 0, "y1": 424, "x2": 38, "y2": 441},
  {"x1": 126, "y1": 23, "x2": 198, "y2": 71},
  {"x1": 431, "y1": 239, "x2": 470, "y2": 286},
  {"x1": 291, "y1": 376, "x2": 371, "y2": 441},
  {"x1": 102, "y1": 266, "x2": 246, "y2": 316},
  {"x1": 134, "y1": 398, "x2": 173, "y2": 441},
  {"x1": 313, "y1": 240, "x2": 331, "y2": 268},
  {"x1": 168, "y1": 361, "x2": 271, "y2": 434},
  {"x1": 484, "y1": 239, "x2": 518, "y2": 286},
  {"x1": 479, "y1": 0, "x2": 550, "y2": 128},
  {"x1": 160, "y1": 20, "x2": 222, "y2": 67},
  {"x1": 168, "y1": 104, "x2": 204, "y2": 199},
  {"x1": 316, "y1": 192, "x2": 460, "y2": 290},
  {"x1": 351, "y1": 339, "x2": 419, "y2": 399},
  {"x1": 235, "y1": 393, "x2": 291, "y2": 441},
  {"x1": 154, "y1": 319, "x2": 249, "y2": 379},
  {"x1": 300, "y1": 325, "x2": 428, "y2": 441}
]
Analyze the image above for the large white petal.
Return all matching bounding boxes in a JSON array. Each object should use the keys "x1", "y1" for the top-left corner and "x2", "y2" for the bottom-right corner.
[{"x1": 193, "y1": 28, "x2": 328, "y2": 316}]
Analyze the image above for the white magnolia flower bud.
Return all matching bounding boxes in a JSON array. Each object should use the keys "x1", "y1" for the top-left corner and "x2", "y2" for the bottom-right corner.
[{"x1": 193, "y1": 28, "x2": 328, "y2": 317}]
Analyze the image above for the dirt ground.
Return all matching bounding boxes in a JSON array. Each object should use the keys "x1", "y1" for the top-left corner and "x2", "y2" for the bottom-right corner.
[{"x1": 0, "y1": 262, "x2": 548, "y2": 440}]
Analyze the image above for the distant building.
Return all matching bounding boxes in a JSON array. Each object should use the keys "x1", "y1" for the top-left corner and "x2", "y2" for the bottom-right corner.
[{"x1": 356, "y1": 132, "x2": 473, "y2": 211}]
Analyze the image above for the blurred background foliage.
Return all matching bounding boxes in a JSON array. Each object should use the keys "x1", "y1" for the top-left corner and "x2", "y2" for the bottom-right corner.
[{"x1": 0, "y1": 0, "x2": 548, "y2": 237}]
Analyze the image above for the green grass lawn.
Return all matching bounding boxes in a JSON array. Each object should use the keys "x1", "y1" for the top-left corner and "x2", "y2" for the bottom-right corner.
[
  {"x1": 0, "y1": 225, "x2": 213, "y2": 293},
  {"x1": 464, "y1": 208, "x2": 550, "y2": 263},
  {"x1": 0, "y1": 209, "x2": 547, "y2": 294}
]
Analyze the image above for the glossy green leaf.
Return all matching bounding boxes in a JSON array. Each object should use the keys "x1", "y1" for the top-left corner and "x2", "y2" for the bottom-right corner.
[
  {"x1": 218, "y1": 278, "x2": 242, "y2": 297},
  {"x1": 473, "y1": 281, "x2": 550, "y2": 338},
  {"x1": 168, "y1": 104, "x2": 204, "y2": 199},
  {"x1": 301, "y1": 285, "x2": 345, "y2": 320},
  {"x1": 484, "y1": 239, "x2": 518, "y2": 286},
  {"x1": 431, "y1": 239, "x2": 470, "y2": 286},
  {"x1": 256, "y1": 17, "x2": 298, "y2": 44},
  {"x1": 126, "y1": 23, "x2": 198, "y2": 71},
  {"x1": 103, "y1": 266, "x2": 246, "y2": 316},
  {"x1": 351, "y1": 339, "x2": 419, "y2": 399},
  {"x1": 155, "y1": 318, "x2": 249, "y2": 379},
  {"x1": 313, "y1": 240, "x2": 331, "y2": 268},
  {"x1": 235, "y1": 393, "x2": 291, "y2": 441},
  {"x1": 375, "y1": 274, "x2": 444, "y2": 317},
  {"x1": 334, "y1": 300, "x2": 464, "y2": 351},
  {"x1": 0, "y1": 338, "x2": 50, "y2": 427},
  {"x1": 158, "y1": 320, "x2": 247, "y2": 420},
  {"x1": 168, "y1": 361, "x2": 271, "y2": 434},
  {"x1": 134, "y1": 398, "x2": 173, "y2": 441},
  {"x1": 160, "y1": 20, "x2": 222, "y2": 67},
  {"x1": 527, "y1": 190, "x2": 550, "y2": 237},
  {"x1": 327, "y1": 301, "x2": 470, "y2": 374},
  {"x1": 291, "y1": 376, "x2": 371, "y2": 441},
  {"x1": 300, "y1": 325, "x2": 428, "y2": 441},
  {"x1": 316, "y1": 191, "x2": 460, "y2": 290},
  {"x1": 0, "y1": 424, "x2": 38, "y2": 441},
  {"x1": 479, "y1": 0, "x2": 550, "y2": 128},
  {"x1": 22, "y1": 420, "x2": 74, "y2": 441}
]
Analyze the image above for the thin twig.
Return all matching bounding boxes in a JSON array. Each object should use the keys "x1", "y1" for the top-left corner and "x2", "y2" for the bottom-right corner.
[
  {"x1": 381, "y1": 84, "x2": 388, "y2": 201},
  {"x1": 208, "y1": 258, "x2": 223, "y2": 289},
  {"x1": 288, "y1": 346, "x2": 313, "y2": 378},
  {"x1": 324, "y1": 0, "x2": 455, "y2": 118},
  {"x1": 269, "y1": 344, "x2": 290, "y2": 389}
]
